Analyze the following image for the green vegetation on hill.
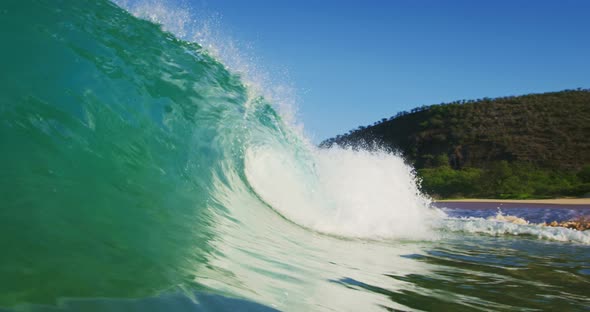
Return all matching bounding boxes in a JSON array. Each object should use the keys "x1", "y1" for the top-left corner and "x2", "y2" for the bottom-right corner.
[{"x1": 320, "y1": 89, "x2": 590, "y2": 199}]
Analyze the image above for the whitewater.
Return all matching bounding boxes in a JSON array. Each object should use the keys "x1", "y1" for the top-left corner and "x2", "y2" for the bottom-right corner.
[{"x1": 0, "y1": 0, "x2": 589, "y2": 311}]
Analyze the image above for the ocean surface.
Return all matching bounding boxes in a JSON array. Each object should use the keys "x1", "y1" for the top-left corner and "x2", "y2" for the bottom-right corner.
[{"x1": 1, "y1": 1, "x2": 589, "y2": 311}]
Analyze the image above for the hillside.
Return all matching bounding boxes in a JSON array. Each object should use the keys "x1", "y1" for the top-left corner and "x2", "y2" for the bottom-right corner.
[{"x1": 320, "y1": 89, "x2": 590, "y2": 198}]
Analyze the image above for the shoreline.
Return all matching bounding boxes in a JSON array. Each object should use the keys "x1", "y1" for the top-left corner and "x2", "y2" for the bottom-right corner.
[{"x1": 435, "y1": 198, "x2": 590, "y2": 205}]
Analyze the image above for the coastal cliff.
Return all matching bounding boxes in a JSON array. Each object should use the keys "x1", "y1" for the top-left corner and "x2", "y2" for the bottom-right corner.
[{"x1": 321, "y1": 89, "x2": 590, "y2": 198}]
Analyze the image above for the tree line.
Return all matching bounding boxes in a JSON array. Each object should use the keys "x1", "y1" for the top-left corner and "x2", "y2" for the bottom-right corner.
[{"x1": 320, "y1": 89, "x2": 590, "y2": 199}]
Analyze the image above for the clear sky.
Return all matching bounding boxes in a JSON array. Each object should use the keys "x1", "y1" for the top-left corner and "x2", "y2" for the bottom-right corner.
[{"x1": 196, "y1": 0, "x2": 590, "y2": 142}]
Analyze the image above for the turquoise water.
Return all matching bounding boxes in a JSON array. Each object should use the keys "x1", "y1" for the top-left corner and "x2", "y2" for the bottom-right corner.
[{"x1": 1, "y1": 1, "x2": 589, "y2": 310}]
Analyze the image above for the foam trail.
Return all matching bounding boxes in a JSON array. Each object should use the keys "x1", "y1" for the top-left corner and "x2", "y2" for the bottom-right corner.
[{"x1": 441, "y1": 217, "x2": 590, "y2": 244}]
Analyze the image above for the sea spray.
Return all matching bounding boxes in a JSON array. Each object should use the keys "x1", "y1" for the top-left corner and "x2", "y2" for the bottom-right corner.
[{"x1": 113, "y1": 0, "x2": 301, "y2": 129}]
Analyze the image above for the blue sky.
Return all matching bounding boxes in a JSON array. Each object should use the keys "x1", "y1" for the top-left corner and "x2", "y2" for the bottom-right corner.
[{"x1": 198, "y1": 0, "x2": 590, "y2": 142}]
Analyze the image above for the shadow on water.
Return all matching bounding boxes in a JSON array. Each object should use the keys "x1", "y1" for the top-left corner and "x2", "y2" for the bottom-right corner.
[
  {"x1": 332, "y1": 236, "x2": 590, "y2": 311},
  {"x1": 0, "y1": 292, "x2": 279, "y2": 312}
]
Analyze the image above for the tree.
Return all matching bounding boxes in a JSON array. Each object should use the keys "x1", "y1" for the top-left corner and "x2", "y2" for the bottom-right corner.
[{"x1": 578, "y1": 165, "x2": 590, "y2": 183}]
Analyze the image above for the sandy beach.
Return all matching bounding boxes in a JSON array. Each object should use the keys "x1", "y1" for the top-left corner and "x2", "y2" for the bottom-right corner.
[{"x1": 436, "y1": 198, "x2": 590, "y2": 205}]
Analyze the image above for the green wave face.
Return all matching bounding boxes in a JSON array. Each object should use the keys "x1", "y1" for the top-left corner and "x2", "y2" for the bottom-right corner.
[{"x1": 0, "y1": 0, "x2": 284, "y2": 305}]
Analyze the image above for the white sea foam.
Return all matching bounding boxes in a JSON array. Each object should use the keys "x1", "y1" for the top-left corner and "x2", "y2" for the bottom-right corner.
[
  {"x1": 245, "y1": 145, "x2": 442, "y2": 240},
  {"x1": 440, "y1": 217, "x2": 590, "y2": 244}
]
